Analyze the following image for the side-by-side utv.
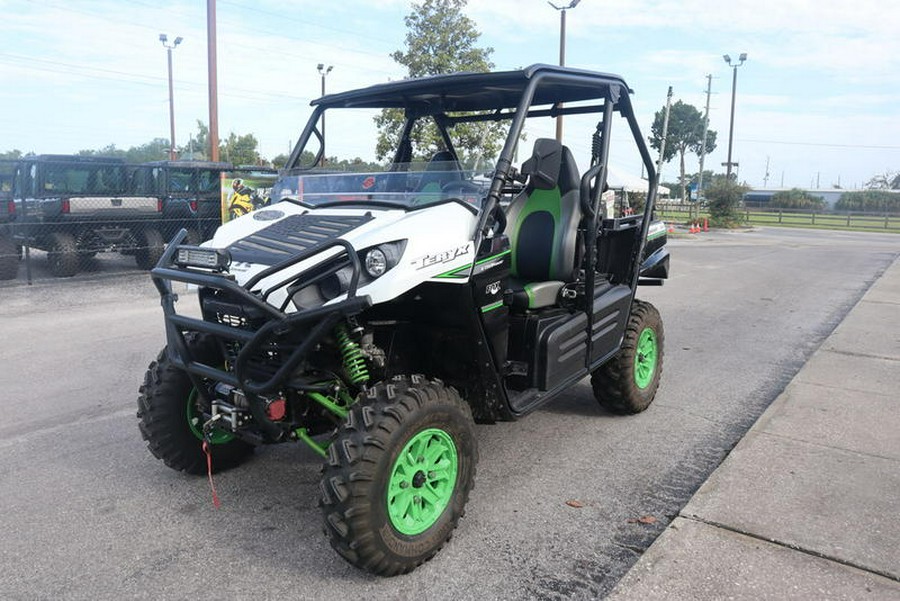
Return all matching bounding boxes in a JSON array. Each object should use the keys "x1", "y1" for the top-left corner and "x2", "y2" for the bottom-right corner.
[{"x1": 138, "y1": 64, "x2": 670, "y2": 576}]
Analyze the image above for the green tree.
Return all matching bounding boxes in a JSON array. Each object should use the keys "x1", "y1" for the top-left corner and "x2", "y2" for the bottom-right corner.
[
  {"x1": 704, "y1": 179, "x2": 747, "y2": 227},
  {"x1": 374, "y1": 0, "x2": 504, "y2": 163},
  {"x1": 865, "y1": 170, "x2": 900, "y2": 190},
  {"x1": 77, "y1": 144, "x2": 127, "y2": 159},
  {"x1": 770, "y1": 188, "x2": 826, "y2": 210},
  {"x1": 221, "y1": 132, "x2": 260, "y2": 166},
  {"x1": 649, "y1": 101, "x2": 717, "y2": 202},
  {"x1": 0, "y1": 150, "x2": 26, "y2": 160}
]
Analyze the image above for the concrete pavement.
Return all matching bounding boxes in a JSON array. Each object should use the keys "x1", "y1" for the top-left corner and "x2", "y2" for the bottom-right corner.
[{"x1": 609, "y1": 255, "x2": 900, "y2": 600}]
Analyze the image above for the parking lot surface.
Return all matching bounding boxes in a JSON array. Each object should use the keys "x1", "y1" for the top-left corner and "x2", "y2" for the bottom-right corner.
[{"x1": 1, "y1": 227, "x2": 897, "y2": 600}]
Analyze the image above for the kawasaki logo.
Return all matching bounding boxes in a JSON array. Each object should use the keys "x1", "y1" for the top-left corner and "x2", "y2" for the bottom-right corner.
[{"x1": 486, "y1": 281, "x2": 501, "y2": 295}]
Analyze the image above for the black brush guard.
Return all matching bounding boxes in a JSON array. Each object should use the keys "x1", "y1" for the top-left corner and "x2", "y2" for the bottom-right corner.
[{"x1": 151, "y1": 229, "x2": 371, "y2": 396}]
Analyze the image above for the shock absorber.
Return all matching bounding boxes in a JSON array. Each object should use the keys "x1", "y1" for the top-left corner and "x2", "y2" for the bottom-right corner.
[{"x1": 335, "y1": 322, "x2": 369, "y2": 386}]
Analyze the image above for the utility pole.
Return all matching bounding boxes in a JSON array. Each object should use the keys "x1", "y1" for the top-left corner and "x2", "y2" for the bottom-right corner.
[
  {"x1": 763, "y1": 156, "x2": 770, "y2": 188},
  {"x1": 207, "y1": 0, "x2": 220, "y2": 162},
  {"x1": 548, "y1": 0, "x2": 581, "y2": 142},
  {"x1": 722, "y1": 53, "x2": 747, "y2": 179},
  {"x1": 697, "y1": 74, "x2": 713, "y2": 201},
  {"x1": 317, "y1": 64, "x2": 333, "y2": 167},
  {"x1": 657, "y1": 86, "x2": 673, "y2": 199},
  {"x1": 159, "y1": 34, "x2": 182, "y2": 161}
]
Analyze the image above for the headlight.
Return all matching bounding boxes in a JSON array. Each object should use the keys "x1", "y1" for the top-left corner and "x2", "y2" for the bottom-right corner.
[
  {"x1": 365, "y1": 248, "x2": 387, "y2": 277},
  {"x1": 358, "y1": 240, "x2": 406, "y2": 280},
  {"x1": 174, "y1": 246, "x2": 231, "y2": 271}
]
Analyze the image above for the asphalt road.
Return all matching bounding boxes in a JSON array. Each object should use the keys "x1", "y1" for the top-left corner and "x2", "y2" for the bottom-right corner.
[{"x1": 0, "y1": 227, "x2": 897, "y2": 600}]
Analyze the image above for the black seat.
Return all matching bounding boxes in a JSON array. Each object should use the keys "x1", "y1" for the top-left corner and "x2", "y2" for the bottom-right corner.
[
  {"x1": 505, "y1": 138, "x2": 582, "y2": 309},
  {"x1": 417, "y1": 150, "x2": 462, "y2": 193}
]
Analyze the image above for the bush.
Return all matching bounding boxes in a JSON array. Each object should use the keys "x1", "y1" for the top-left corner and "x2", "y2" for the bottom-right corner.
[
  {"x1": 770, "y1": 188, "x2": 826, "y2": 210},
  {"x1": 835, "y1": 190, "x2": 900, "y2": 212},
  {"x1": 704, "y1": 179, "x2": 748, "y2": 227}
]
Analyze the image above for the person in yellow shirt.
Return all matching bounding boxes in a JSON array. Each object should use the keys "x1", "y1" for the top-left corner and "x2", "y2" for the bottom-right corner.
[{"x1": 227, "y1": 178, "x2": 262, "y2": 219}]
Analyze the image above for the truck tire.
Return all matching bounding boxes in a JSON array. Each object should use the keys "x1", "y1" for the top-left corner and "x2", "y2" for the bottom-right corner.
[
  {"x1": 591, "y1": 299, "x2": 664, "y2": 414},
  {"x1": 321, "y1": 375, "x2": 477, "y2": 576},
  {"x1": 47, "y1": 232, "x2": 79, "y2": 278},
  {"x1": 135, "y1": 228, "x2": 165, "y2": 270},
  {"x1": 0, "y1": 233, "x2": 18, "y2": 280},
  {"x1": 137, "y1": 334, "x2": 254, "y2": 474}
]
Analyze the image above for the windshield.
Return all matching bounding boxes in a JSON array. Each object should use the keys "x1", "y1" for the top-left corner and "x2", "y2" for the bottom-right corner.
[
  {"x1": 272, "y1": 161, "x2": 490, "y2": 211},
  {"x1": 38, "y1": 163, "x2": 127, "y2": 196}
]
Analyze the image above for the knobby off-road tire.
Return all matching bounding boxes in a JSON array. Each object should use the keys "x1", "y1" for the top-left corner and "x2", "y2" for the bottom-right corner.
[
  {"x1": 137, "y1": 334, "x2": 253, "y2": 475},
  {"x1": 0, "y1": 233, "x2": 18, "y2": 280},
  {"x1": 591, "y1": 299, "x2": 664, "y2": 414},
  {"x1": 321, "y1": 375, "x2": 478, "y2": 576},
  {"x1": 134, "y1": 228, "x2": 165, "y2": 270},
  {"x1": 47, "y1": 232, "x2": 79, "y2": 278}
]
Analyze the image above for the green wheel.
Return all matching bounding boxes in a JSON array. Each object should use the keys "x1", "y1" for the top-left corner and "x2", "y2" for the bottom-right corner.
[
  {"x1": 321, "y1": 375, "x2": 477, "y2": 576},
  {"x1": 387, "y1": 427, "x2": 459, "y2": 536},
  {"x1": 591, "y1": 299, "x2": 664, "y2": 414},
  {"x1": 137, "y1": 334, "x2": 253, "y2": 474},
  {"x1": 633, "y1": 327, "x2": 659, "y2": 390}
]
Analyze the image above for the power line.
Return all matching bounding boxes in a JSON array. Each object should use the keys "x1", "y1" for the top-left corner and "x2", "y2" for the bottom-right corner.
[
  {"x1": 740, "y1": 138, "x2": 900, "y2": 150},
  {"x1": 0, "y1": 52, "x2": 313, "y2": 104}
]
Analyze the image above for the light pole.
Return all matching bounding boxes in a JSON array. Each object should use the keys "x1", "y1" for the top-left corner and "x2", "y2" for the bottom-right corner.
[
  {"x1": 722, "y1": 53, "x2": 747, "y2": 180},
  {"x1": 548, "y1": 0, "x2": 581, "y2": 142},
  {"x1": 159, "y1": 34, "x2": 183, "y2": 161},
  {"x1": 317, "y1": 63, "x2": 333, "y2": 167}
]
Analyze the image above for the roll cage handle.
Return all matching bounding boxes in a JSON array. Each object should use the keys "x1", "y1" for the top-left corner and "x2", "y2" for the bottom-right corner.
[{"x1": 579, "y1": 162, "x2": 606, "y2": 221}]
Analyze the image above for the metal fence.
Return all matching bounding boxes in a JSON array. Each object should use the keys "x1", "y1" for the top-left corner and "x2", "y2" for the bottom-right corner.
[
  {"x1": 0, "y1": 157, "x2": 271, "y2": 284},
  {"x1": 655, "y1": 202, "x2": 900, "y2": 233}
]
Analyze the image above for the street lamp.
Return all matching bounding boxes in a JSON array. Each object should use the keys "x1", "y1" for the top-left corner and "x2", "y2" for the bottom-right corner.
[
  {"x1": 159, "y1": 34, "x2": 183, "y2": 161},
  {"x1": 548, "y1": 0, "x2": 581, "y2": 142},
  {"x1": 722, "y1": 52, "x2": 747, "y2": 180},
  {"x1": 317, "y1": 64, "x2": 333, "y2": 167}
]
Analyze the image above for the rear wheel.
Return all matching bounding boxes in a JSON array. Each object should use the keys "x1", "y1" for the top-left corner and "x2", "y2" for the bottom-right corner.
[
  {"x1": 47, "y1": 232, "x2": 79, "y2": 277},
  {"x1": 320, "y1": 375, "x2": 477, "y2": 576},
  {"x1": 135, "y1": 228, "x2": 165, "y2": 270},
  {"x1": 0, "y1": 233, "x2": 18, "y2": 280},
  {"x1": 137, "y1": 334, "x2": 253, "y2": 474},
  {"x1": 591, "y1": 299, "x2": 663, "y2": 414}
]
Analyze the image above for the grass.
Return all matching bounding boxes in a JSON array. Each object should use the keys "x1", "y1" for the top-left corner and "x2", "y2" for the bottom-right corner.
[{"x1": 654, "y1": 206, "x2": 900, "y2": 234}]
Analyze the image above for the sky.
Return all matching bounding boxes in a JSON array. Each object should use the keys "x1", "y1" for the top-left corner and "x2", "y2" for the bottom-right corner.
[{"x1": 2, "y1": 0, "x2": 899, "y2": 190}]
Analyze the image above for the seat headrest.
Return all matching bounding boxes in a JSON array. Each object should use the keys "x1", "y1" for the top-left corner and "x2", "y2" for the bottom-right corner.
[
  {"x1": 521, "y1": 138, "x2": 562, "y2": 190},
  {"x1": 426, "y1": 150, "x2": 460, "y2": 172}
]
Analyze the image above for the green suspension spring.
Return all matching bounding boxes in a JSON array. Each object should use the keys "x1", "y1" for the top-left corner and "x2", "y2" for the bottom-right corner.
[{"x1": 336, "y1": 323, "x2": 369, "y2": 386}]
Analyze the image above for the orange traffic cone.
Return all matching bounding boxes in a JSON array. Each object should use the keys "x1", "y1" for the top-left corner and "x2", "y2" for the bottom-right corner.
[
  {"x1": 689, "y1": 221, "x2": 698, "y2": 233},
  {"x1": 703, "y1": 217, "x2": 709, "y2": 232},
  {"x1": 667, "y1": 221, "x2": 675, "y2": 234}
]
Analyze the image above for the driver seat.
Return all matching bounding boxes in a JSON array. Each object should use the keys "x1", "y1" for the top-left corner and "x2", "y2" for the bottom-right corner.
[{"x1": 505, "y1": 138, "x2": 582, "y2": 309}]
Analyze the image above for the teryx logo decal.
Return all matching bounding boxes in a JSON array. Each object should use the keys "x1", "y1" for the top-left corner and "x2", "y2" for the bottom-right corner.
[
  {"x1": 412, "y1": 244, "x2": 471, "y2": 270},
  {"x1": 486, "y1": 281, "x2": 501, "y2": 295}
]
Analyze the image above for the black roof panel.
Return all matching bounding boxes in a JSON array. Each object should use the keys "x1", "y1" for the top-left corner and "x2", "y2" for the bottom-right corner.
[{"x1": 313, "y1": 64, "x2": 630, "y2": 113}]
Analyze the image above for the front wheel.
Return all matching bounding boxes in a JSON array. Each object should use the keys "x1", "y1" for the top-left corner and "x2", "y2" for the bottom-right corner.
[
  {"x1": 137, "y1": 334, "x2": 253, "y2": 474},
  {"x1": 320, "y1": 375, "x2": 477, "y2": 576},
  {"x1": 591, "y1": 299, "x2": 664, "y2": 414}
]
